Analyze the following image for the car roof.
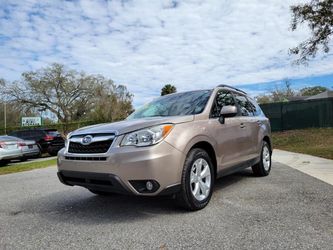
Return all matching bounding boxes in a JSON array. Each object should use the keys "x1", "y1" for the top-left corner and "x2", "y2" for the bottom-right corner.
[
  {"x1": 0, "y1": 136, "x2": 20, "y2": 141},
  {"x1": 215, "y1": 84, "x2": 248, "y2": 95},
  {"x1": 10, "y1": 128, "x2": 58, "y2": 132}
]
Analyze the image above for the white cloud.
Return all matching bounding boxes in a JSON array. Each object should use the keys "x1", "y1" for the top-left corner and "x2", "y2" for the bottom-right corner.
[{"x1": 0, "y1": 0, "x2": 332, "y2": 106}]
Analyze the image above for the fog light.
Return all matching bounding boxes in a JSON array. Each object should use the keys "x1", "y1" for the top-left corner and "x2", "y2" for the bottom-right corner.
[
  {"x1": 146, "y1": 181, "x2": 153, "y2": 191},
  {"x1": 129, "y1": 180, "x2": 160, "y2": 193}
]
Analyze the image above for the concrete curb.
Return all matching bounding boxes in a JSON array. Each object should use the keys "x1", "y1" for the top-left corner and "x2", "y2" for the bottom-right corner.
[{"x1": 272, "y1": 149, "x2": 333, "y2": 186}]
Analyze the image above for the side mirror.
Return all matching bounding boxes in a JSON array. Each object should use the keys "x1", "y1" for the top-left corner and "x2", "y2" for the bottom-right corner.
[{"x1": 219, "y1": 105, "x2": 238, "y2": 124}]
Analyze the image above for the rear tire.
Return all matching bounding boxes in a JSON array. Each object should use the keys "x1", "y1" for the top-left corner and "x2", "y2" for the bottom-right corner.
[
  {"x1": 176, "y1": 148, "x2": 214, "y2": 211},
  {"x1": 0, "y1": 160, "x2": 10, "y2": 166},
  {"x1": 34, "y1": 150, "x2": 42, "y2": 158},
  {"x1": 20, "y1": 157, "x2": 27, "y2": 162},
  {"x1": 88, "y1": 189, "x2": 113, "y2": 196},
  {"x1": 48, "y1": 150, "x2": 58, "y2": 156},
  {"x1": 252, "y1": 141, "x2": 271, "y2": 176}
]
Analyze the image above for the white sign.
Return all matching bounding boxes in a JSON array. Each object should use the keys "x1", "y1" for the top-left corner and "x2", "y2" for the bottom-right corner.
[{"x1": 21, "y1": 117, "x2": 42, "y2": 127}]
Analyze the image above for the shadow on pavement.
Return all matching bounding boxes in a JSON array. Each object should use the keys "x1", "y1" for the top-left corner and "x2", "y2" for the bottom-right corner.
[{"x1": 21, "y1": 168, "x2": 255, "y2": 225}]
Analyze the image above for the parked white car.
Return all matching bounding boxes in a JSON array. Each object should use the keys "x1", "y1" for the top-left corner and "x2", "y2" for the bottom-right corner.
[
  {"x1": 0, "y1": 136, "x2": 23, "y2": 165},
  {"x1": 18, "y1": 139, "x2": 41, "y2": 159}
]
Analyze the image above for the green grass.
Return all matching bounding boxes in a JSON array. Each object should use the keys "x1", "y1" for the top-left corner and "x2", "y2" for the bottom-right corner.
[
  {"x1": 0, "y1": 158, "x2": 57, "y2": 175},
  {"x1": 272, "y1": 128, "x2": 333, "y2": 159}
]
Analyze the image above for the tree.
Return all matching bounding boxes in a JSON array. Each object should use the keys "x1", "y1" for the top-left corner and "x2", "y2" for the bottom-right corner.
[
  {"x1": 256, "y1": 95, "x2": 271, "y2": 104},
  {"x1": 1, "y1": 79, "x2": 35, "y2": 129},
  {"x1": 88, "y1": 79, "x2": 133, "y2": 123},
  {"x1": 7, "y1": 63, "x2": 95, "y2": 124},
  {"x1": 255, "y1": 80, "x2": 298, "y2": 104},
  {"x1": 270, "y1": 80, "x2": 296, "y2": 102},
  {"x1": 300, "y1": 86, "x2": 328, "y2": 96},
  {"x1": 6, "y1": 63, "x2": 133, "y2": 129},
  {"x1": 290, "y1": 0, "x2": 333, "y2": 64},
  {"x1": 161, "y1": 84, "x2": 177, "y2": 96}
]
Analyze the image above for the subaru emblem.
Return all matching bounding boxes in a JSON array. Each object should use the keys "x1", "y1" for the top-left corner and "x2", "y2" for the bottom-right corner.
[{"x1": 81, "y1": 135, "x2": 93, "y2": 145}]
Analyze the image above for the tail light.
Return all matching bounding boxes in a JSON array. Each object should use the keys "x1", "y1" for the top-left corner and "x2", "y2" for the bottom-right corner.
[
  {"x1": 0, "y1": 142, "x2": 5, "y2": 148},
  {"x1": 18, "y1": 142, "x2": 26, "y2": 147},
  {"x1": 44, "y1": 135, "x2": 54, "y2": 141}
]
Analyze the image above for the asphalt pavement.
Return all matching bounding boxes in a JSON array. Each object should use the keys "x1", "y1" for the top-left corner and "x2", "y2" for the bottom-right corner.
[{"x1": 0, "y1": 162, "x2": 332, "y2": 249}]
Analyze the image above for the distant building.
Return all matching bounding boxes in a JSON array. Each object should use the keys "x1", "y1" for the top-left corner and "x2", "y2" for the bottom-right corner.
[
  {"x1": 287, "y1": 96, "x2": 307, "y2": 101},
  {"x1": 286, "y1": 90, "x2": 333, "y2": 102},
  {"x1": 306, "y1": 90, "x2": 333, "y2": 100}
]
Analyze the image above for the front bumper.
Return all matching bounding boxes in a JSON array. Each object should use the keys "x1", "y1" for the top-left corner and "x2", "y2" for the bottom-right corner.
[{"x1": 57, "y1": 140, "x2": 185, "y2": 196}]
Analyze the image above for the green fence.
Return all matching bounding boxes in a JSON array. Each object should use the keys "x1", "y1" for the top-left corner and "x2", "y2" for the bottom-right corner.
[{"x1": 260, "y1": 97, "x2": 333, "y2": 132}]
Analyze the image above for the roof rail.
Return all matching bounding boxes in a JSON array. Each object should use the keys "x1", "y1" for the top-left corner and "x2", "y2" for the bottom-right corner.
[{"x1": 217, "y1": 84, "x2": 247, "y2": 94}]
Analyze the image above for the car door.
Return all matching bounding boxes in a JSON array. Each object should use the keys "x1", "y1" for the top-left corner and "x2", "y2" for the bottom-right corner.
[
  {"x1": 209, "y1": 89, "x2": 248, "y2": 170},
  {"x1": 233, "y1": 93, "x2": 256, "y2": 161},
  {"x1": 247, "y1": 97, "x2": 267, "y2": 158}
]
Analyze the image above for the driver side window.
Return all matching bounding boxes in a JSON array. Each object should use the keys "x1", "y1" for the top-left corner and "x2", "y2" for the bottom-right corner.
[{"x1": 210, "y1": 90, "x2": 236, "y2": 118}]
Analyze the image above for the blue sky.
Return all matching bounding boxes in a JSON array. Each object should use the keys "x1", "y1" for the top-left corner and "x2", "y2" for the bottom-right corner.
[{"x1": 0, "y1": 0, "x2": 332, "y2": 107}]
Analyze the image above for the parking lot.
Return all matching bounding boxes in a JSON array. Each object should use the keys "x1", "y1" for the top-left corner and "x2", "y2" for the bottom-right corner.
[{"x1": 0, "y1": 162, "x2": 332, "y2": 249}]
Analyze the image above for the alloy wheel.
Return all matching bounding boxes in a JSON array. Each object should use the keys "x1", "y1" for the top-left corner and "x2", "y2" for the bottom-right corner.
[{"x1": 190, "y1": 158, "x2": 211, "y2": 201}]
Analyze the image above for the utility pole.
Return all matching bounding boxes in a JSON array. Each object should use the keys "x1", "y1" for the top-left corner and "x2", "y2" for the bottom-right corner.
[{"x1": 4, "y1": 101, "x2": 6, "y2": 134}]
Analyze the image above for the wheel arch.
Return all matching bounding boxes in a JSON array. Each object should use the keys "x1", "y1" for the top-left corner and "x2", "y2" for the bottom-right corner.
[
  {"x1": 188, "y1": 141, "x2": 217, "y2": 179},
  {"x1": 263, "y1": 135, "x2": 272, "y2": 153}
]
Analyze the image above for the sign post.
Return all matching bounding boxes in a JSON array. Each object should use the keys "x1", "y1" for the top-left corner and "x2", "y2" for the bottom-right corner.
[{"x1": 4, "y1": 102, "x2": 6, "y2": 134}]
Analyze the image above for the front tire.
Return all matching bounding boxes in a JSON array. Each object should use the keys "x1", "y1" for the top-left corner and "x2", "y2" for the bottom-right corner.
[
  {"x1": 176, "y1": 148, "x2": 214, "y2": 211},
  {"x1": 252, "y1": 141, "x2": 271, "y2": 176}
]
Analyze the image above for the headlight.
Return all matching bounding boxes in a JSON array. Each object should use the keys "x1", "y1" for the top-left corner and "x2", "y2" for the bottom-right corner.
[{"x1": 120, "y1": 124, "x2": 174, "y2": 147}]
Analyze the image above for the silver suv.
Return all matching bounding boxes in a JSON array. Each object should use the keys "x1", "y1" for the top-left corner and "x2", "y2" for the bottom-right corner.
[{"x1": 57, "y1": 85, "x2": 272, "y2": 210}]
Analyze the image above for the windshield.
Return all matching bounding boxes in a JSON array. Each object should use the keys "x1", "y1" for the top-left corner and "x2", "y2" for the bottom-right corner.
[{"x1": 128, "y1": 90, "x2": 212, "y2": 120}]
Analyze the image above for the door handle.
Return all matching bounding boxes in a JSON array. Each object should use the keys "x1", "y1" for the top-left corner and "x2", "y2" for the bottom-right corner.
[{"x1": 240, "y1": 123, "x2": 246, "y2": 128}]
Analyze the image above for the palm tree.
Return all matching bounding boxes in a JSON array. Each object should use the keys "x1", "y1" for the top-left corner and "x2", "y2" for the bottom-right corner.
[{"x1": 161, "y1": 84, "x2": 177, "y2": 96}]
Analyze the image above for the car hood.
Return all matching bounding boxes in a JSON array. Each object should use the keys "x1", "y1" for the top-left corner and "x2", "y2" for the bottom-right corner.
[{"x1": 71, "y1": 116, "x2": 194, "y2": 136}]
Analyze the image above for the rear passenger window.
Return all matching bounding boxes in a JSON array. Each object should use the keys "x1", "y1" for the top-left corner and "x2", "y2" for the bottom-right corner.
[
  {"x1": 10, "y1": 132, "x2": 17, "y2": 137},
  {"x1": 210, "y1": 90, "x2": 236, "y2": 118},
  {"x1": 234, "y1": 94, "x2": 255, "y2": 116},
  {"x1": 248, "y1": 98, "x2": 263, "y2": 116},
  {"x1": 33, "y1": 130, "x2": 43, "y2": 138},
  {"x1": 17, "y1": 131, "x2": 28, "y2": 139}
]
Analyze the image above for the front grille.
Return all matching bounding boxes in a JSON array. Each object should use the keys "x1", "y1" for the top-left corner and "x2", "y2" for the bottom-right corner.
[
  {"x1": 68, "y1": 139, "x2": 113, "y2": 154},
  {"x1": 65, "y1": 156, "x2": 107, "y2": 161}
]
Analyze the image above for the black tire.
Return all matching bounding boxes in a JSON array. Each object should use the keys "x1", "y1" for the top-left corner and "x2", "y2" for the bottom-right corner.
[
  {"x1": 0, "y1": 160, "x2": 10, "y2": 166},
  {"x1": 34, "y1": 150, "x2": 42, "y2": 159},
  {"x1": 48, "y1": 150, "x2": 58, "y2": 156},
  {"x1": 20, "y1": 157, "x2": 27, "y2": 162},
  {"x1": 252, "y1": 141, "x2": 272, "y2": 176},
  {"x1": 88, "y1": 189, "x2": 113, "y2": 196},
  {"x1": 176, "y1": 148, "x2": 215, "y2": 211}
]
